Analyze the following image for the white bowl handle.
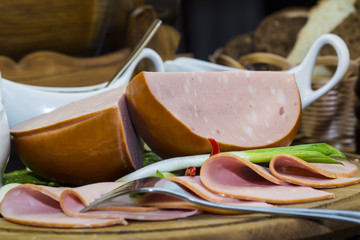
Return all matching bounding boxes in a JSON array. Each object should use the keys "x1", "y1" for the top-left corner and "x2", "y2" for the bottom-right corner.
[
  {"x1": 110, "y1": 48, "x2": 165, "y2": 88},
  {"x1": 288, "y1": 34, "x2": 350, "y2": 109}
]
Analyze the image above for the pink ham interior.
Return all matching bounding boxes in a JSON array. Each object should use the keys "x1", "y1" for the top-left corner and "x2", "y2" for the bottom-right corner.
[
  {"x1": 1, "y1": 187, "x2": 61, "y2": 216},
  {"x1": 270, "y1": 155, "x2": 360, "y2": 188},
  {"x1": 203, "y1": 155, "x2": 276, "y2": 187},
  {"x1": 272, "y1": 158, "x2": 332, "y2": 181},
  {"x1": 11, "y1": 87, "x2": 126, "y2": 133},
  {"x1": 200, "y1": 154, "x2": 334, "y2": 203},
  {"x1": 143, "y1": 71, "x2": 300, "y2": 147}
]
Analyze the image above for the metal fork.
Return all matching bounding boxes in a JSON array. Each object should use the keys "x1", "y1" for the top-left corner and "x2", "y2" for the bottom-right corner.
[{"x1": 81, "y1": 177, "x2": 360, "y2": 224}]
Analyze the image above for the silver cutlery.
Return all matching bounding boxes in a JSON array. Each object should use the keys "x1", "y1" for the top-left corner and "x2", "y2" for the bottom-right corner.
[{"x1": 81, "y1": 177, "x2": 360, "y2": 224}]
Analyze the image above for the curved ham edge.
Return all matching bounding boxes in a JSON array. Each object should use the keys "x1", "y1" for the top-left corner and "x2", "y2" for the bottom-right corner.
[
  {"x1": 200, "y1": 153, "x2": 334, "y2": 204},
  {"x1": 162, "y1": 176, "x2": 273, "y2": 214},
  {"x1": 0, "y1": 182, "x2": 199, "y2": 228},
  {"x1": 60, "y1": 186, "x2": 200, "y2": 221},
  {"x1": 0, "y1": 184, "x2": 127, "y2": 228},
  {"x1": 269, "y1": 154, "x2": 360, "y2": 188},
  {"x1": 167, "y1": 176, "x2": 273, "y2": 206}
]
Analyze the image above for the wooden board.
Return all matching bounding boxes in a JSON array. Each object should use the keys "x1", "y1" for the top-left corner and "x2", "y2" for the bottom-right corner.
[{"x1": 1, "y1": 157, "x2": 360, "y2": 240}]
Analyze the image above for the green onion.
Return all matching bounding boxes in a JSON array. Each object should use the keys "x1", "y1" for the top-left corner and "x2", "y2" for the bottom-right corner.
[
  {"x1": 3, "y1": 170, "x2": 62, "y2": 187},
  {"x1": 231, "y1": 151, "x2": 341, "y2": 164},
  {"x1": 149, "y1": 170, "x2": 176, "y2": 178},
  {"x1": 232, "y1": 143, "x2": 347, "y2": 160},
  {"x1": 118, "y1": 143, "x2": 346, "y2": 182}
]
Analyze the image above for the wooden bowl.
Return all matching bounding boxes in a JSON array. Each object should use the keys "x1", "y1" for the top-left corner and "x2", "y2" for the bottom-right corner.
[
  {"x1": 0, "y1": 0, "x2": 141, "y2": 61},
  {"x1": 0, "y1": 49, "x2": 130, "y2": 87}
]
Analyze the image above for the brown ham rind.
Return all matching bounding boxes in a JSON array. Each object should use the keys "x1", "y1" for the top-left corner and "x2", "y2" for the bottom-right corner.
[
  {"x1": 10, "y1": 87, "x2": 143, "y2": 185},
  {"x1": 200, "y1": 153, "x2": 334, "y2": 204},
  {"x1": 269, "y1": 154, "x2": 360, "y2": 188},
  {"x1": 0, "y1": 183, "x2": 200, "y2": 228},
  {"x1": 125, "y1": 71, "x2": 301, "y2": 158}
]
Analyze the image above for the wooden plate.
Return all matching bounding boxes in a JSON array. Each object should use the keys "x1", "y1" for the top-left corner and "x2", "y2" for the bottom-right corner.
[{"x1": 1, "y1": 157, "x2": 360, "y2": 239}]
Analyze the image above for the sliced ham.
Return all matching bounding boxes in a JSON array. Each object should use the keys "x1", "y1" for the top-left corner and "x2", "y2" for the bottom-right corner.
[
  {"x1": 168, "y1": 176, "x2": 278, "y2": 204},
  {"x1": 162, "y1": 176, "x2": 273, "y2": 214},
  {"x1": 126, "y1": 177, "x2": 272, "y2": 215},
  {"x1": 125, "y1": 71, "x2": 301, "y2": 158},
  {"x1": 10, "y1": 87, "x2": 143, "y2": 185},
  {"x1": 200, "y1": 153, "x2": 334, "y2": 204},
  {"x1": 269, "y1": 154, "x2": 360, "y2": 188},
  {"x1": 0, "y1": 184, "x2": 127, "y2": 228},
  {"x1": 0, "y1": 182, "x2": 199, "y2": 228},
  {"x1": 60, "y1": 183, "x2": 199, "y2": 221}
]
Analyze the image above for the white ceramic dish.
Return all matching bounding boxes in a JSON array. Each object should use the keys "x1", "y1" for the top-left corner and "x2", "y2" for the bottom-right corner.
[
  {"x1": 164, "y1": 34, "x2": 349, "y2": 110},
  {"x1": 2, "y1": 48, "x2": 165, "y2": 127},
  {"x1": 0, "y1": 77, "x2": 10, "y2": 187},
  {"x1": 1, "y1": 34, "x2": 349, "y2": 128}
]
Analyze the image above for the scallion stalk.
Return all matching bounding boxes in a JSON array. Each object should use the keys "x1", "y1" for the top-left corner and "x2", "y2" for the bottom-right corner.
[
  {"x1": 234, "y1": 143, "x2": 347, "y2": 160},
  {"x1": 118, "y1": 143, "x2": 346, "y2": 182}
]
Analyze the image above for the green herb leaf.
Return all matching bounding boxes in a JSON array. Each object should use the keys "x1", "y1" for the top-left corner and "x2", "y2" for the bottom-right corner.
[
  {"x1": 143, "y1": 151, "x2": 163, "y2": 166},
  {"x1": 129, "y1": 192, "x2": 145, "y2": 198},
  {"x1": 3, "y1": 170, "x2": 62, "y2": 187}
]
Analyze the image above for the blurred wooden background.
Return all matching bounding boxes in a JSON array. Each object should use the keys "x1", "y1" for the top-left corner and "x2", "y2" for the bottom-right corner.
[
  {"x1": 1, "y1": 0, "x2": 330, "y2": 172},
  {"x1": 0, "y1": 0, "x2": 182, "y2": 87}
]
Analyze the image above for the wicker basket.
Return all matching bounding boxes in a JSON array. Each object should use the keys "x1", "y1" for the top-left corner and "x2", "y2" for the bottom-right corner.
[{"x1": 298, "y1": 57, "x2": 358, "y2": 152}]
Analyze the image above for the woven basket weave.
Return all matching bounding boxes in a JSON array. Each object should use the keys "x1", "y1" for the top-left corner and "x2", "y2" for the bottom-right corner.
[{"x1": 298, "y1": 57, "x2": 358, "y2": 152}]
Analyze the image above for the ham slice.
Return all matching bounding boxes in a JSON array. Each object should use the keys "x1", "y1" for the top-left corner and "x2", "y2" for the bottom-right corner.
[
  {"x1": 269, "y1": 154, "x2": 360, "y2": 188},
  {"x1": 167, "y1": 176, "x2": 274, "y2": 205},
  {"x1": 200, "y1": 153, "x2": 334, "y2": 204},
  {"x1": 0, "y1": 182, "x2": 199, "y2": 228},
  {"x1": 161, "y1": 176, "x2": 273, "y2": 214},
  {"x1": 10, "y1": 87, "x2": 143, "y2": 185},
  {"x1": 0, "y1": 183, "x2": 127, "y2": 228},
  {"x1": 125, "y1": 71, "x2": 301, "y2": 158}
]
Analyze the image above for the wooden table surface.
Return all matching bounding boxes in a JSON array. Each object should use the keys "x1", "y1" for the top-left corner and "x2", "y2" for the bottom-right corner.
[{"x1": 1, "y1": 158, "x2": 360, "y2": 240}]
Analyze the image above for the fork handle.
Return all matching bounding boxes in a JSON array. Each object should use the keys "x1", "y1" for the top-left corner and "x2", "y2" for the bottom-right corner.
[{"x1": 190, "y1": 197, "x2": 360, "y2": 224}]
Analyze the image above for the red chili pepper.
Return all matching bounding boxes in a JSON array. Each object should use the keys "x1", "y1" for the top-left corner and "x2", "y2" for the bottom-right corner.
[
  {"x1": 185, "y1": 166, "x2": 197, "y2": 176},
  {"x1": 209, "y1": 138, "x2": 220, "y2": 155}
]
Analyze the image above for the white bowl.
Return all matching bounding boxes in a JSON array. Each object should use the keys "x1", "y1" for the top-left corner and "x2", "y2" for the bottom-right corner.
[
  {"x1": 2, "y1": 34, "x2": 349, "y2": 128},
  {"x1": 164, "y1": 34, "x2": 349, "y2": 110},
  {"x1": 2, "y1": 48, "x2": 164, "y2": 128},
  {"x1": 0, "y1": 79, "x2": 10, "y2": 187}
]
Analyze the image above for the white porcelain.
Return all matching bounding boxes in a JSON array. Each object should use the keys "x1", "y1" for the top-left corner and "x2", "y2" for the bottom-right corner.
[
  {"x1": 164, "y1": 34, "x2": 349, "y2": 109},
  {"x1": 2, "y1": 34, "x2": 349, "y2": 128},
  {"x1": 0, "y1": 76, "x2": 10, "y2": 187},
  {"x1": 2, "y1": 48, "x2": 165, "y2": 127},
  {"x1": 288, "y1": 34, "x2": 349, "y2": 109}
]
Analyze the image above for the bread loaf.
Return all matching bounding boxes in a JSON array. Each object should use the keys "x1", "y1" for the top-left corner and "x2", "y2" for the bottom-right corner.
[
  {"x1": 223, "y1": 32, "x2": 255, "y2": 60},
  {"x1": 287, "y1": 0, "x2": 357, "y2": 64},
  {"x1": 321, "y1": 0, "x2": 360, "y2": 59},
  {"x1": 253, "y1": 8, "x2": 309, "y2": 57}
]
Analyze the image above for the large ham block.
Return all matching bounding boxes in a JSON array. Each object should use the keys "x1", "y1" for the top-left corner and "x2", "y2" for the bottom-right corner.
[
  {"x1": 125, "y1": 71, "x2": 301, "y2": 158},
  {"x1": 10, "y1": 87, "x2": 143, "y2": 185}
]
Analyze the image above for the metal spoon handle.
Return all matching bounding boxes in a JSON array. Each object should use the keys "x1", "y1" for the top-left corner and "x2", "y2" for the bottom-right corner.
[
  {"x1": 106, "y1": 19, "x2": 162, "y2": 87},
  {"x1": 187, "y1": 196, "x2": 360, "y2": 224}
]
